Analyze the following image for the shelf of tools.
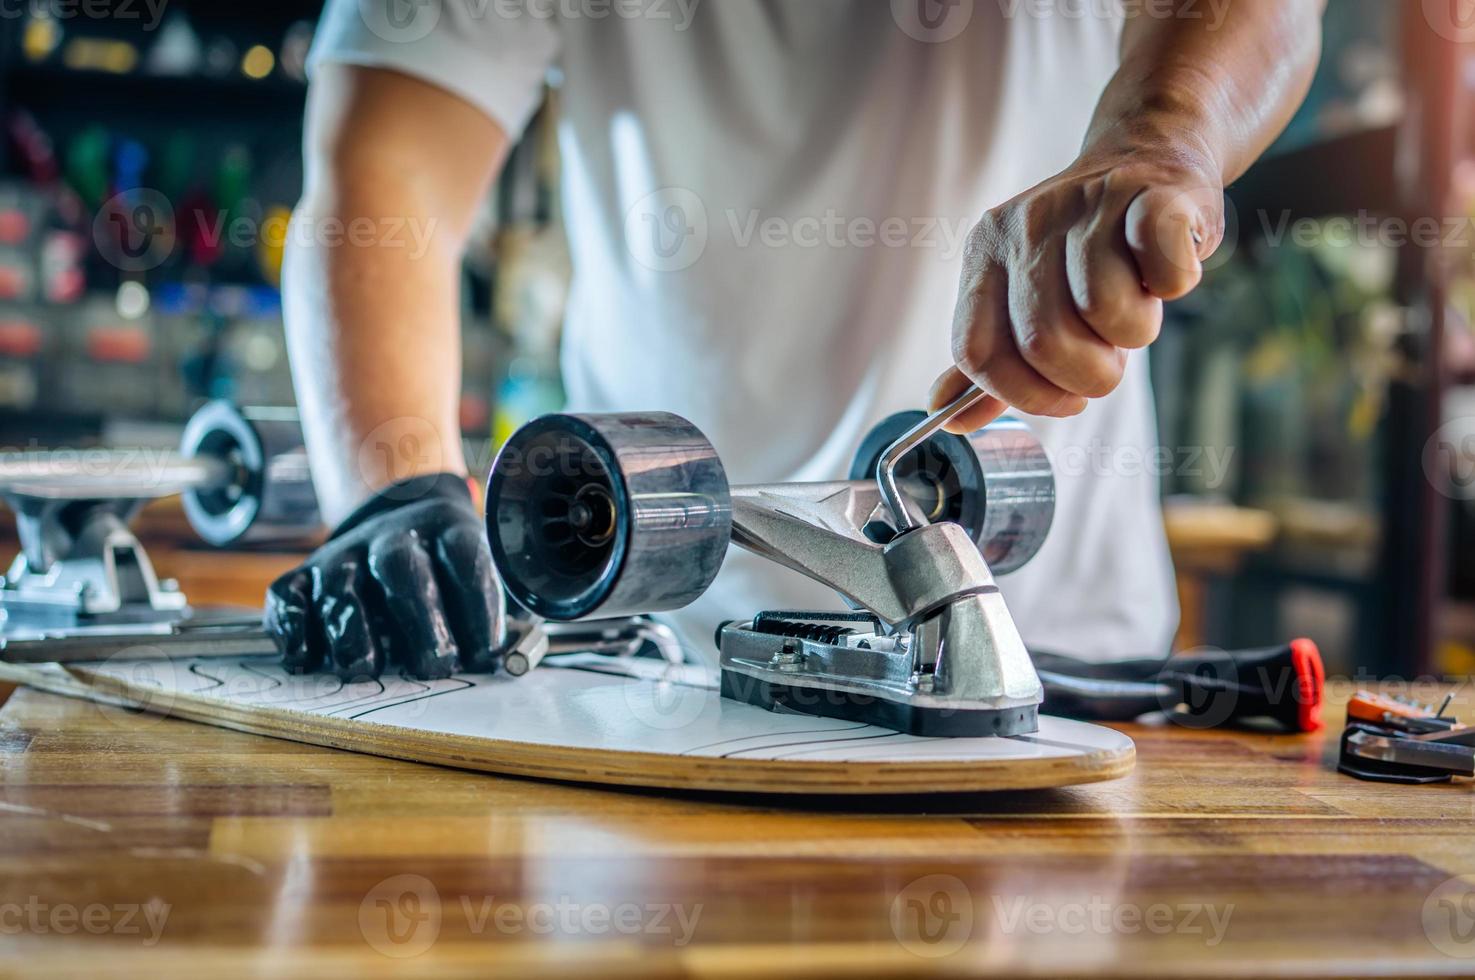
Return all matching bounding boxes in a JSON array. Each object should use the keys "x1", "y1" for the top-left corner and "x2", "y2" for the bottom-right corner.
[
  {"x1": 0, "y1": 2, "x2": 573, "y2": 566},
  {"x1": 0, "y1": 1, "x2": 552, "y2": 457}
]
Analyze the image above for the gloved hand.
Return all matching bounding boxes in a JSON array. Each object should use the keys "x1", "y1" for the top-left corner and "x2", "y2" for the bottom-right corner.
[{"x1": 264, "y1": 472, "x2": 506, "y2": 680}]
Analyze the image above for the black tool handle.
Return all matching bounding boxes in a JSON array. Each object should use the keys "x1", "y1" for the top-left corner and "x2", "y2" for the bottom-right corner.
[{"x1": 1037, "y1": 639, "x2": 1324, "y2": 731}]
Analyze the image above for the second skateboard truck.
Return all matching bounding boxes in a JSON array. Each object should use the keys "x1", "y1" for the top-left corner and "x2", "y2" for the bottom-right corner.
[{"x1": 484, "y1": 388, "x2": 1056, "y2": 737}]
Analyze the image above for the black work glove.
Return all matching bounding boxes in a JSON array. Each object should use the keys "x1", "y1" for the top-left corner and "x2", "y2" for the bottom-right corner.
[{"x1": 264, "y1": 472, "x2": 506, "y2": 681}]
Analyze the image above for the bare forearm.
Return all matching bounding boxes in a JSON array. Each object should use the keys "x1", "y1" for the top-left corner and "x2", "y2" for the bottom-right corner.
[
  {"x1": 282, "y1": 193, "x2": 467, "y2": 524},
  {"x1": 283, "y1": 65, "x2": 506, "y2": 526},
  {"x1": 1087, "y1": 0, "x2": 1325, "y2": 184}
]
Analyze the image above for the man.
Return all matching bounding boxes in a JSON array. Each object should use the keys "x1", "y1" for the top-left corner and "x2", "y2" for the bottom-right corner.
[{"x1": 266, "y1": 0, "x2": 1324, "y2": 678}]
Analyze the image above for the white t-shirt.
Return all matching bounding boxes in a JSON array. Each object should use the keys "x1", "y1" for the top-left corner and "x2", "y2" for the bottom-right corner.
[{"x1": 311, "y1": 0, "x2": 1179, "y2": 661}]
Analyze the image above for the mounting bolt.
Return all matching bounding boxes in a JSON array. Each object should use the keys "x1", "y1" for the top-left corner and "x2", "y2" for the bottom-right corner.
[{"x1": 770, "y1": 642, "x2": 803, "y2": 672}]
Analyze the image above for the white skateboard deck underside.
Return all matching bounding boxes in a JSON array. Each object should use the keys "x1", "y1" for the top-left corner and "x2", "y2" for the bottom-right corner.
[{"x1": 0, "y1": 652, "x2": 1134, "y2": 794}]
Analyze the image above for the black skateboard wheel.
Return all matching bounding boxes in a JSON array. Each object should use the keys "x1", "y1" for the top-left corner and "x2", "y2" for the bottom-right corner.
[
  {"x1": 179, "y1": 402, "x2": 319, "y2": 547},
  {"x1": 487, "y1": 412, "x2": 732, "y2": 621}
]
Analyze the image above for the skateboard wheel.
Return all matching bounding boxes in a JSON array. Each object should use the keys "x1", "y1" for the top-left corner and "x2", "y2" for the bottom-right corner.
[
  {"x1": 179, "y1": 402, "x2": 320, "y2": 546},
  {"x1": 850, "y1": 412, "x2": 1053, "y2": 574},
  {"x1": 487, "y1": 412, "x2": 732, "y2": 621}
]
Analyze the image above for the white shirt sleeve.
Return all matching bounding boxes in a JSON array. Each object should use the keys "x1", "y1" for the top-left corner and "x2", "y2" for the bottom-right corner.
[{"x1": 309, "y1": 0, "x2": 561, "y2": 139}]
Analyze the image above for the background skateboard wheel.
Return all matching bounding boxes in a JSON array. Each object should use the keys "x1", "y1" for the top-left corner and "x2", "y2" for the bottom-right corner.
[
  {"x1": 487, "y1": 412, "x2": 732, "y2": 620},
  {"x1": 179, "y1": 401, "x2": 319, "y2": 547},
  {"x1": 850, "y1": 413, "x2": 1054, "y2": 574}
]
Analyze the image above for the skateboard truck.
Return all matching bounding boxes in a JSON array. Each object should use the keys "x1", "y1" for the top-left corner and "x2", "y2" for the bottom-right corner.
[
  {"x1": 486, "y1": 387, "x2": 1055, "y2": 736},
  {"x1": 0, "y1": 402, "x2": 319, "y2": 653}
]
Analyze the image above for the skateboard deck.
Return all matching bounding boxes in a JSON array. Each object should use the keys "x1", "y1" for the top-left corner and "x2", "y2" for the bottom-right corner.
[{"x1": 0, "y1": 651, "x2": 1134, "y2": 794}]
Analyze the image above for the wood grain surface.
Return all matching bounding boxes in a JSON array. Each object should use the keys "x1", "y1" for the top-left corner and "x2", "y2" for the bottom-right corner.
[{"x1": 2, "y1": 680, "x2": 1475, "y2": 978}]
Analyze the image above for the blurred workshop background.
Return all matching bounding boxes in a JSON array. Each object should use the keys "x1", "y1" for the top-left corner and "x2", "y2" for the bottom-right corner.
[{"x1": 0, "y1": 0, "x2": 1469, "y2": 678}]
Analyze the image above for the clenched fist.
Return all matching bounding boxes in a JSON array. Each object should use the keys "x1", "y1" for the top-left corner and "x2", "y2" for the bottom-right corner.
[{"x1": 931, "y1": 137, "x2": 1225, "y2": 431}]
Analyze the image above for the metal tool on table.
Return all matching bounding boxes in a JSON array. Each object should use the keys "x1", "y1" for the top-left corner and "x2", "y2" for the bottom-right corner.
[
  {"x1": 1338, "y1": 691, "x2": 1475, "y2": 784},
  {"x1": 486, "y1": 386, "x2": 1057, "y2": 736}
]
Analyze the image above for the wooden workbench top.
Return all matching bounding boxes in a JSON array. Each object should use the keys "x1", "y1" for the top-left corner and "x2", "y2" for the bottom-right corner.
[{"x1": 1, "y1": 680, "x2": 1473, "y2": 978}]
